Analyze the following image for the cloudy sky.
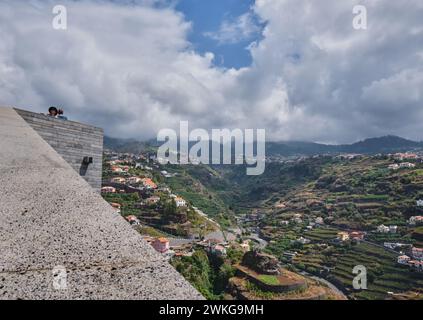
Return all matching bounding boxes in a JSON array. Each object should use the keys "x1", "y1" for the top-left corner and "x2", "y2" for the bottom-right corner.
[{"x1": 0, "y1": 0, "x2": 422, "y2": 143}]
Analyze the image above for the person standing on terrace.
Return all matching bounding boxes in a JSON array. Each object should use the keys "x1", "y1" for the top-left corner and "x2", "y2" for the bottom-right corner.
[{"x1": 47, "y1": 106, "x2": 68, "y2": 120}]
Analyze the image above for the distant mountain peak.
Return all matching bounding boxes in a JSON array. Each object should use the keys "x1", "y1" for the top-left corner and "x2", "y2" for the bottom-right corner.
[{"x1": 348, "y1": 135, "x2": 420, "y2": 151}]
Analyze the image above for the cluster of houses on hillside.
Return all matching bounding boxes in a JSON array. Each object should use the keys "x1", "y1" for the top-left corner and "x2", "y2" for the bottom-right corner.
[
  {"x1": 267, "y1": 151, "x2": 423, "y2": 165},
  {"x1": 101, "y1": 153, "x2": 194, "y2": 237},
  {"x1": 391, "y1": 153, "x2": 420, "y2": 161},
  {"x1": 334, "y1": 228, "x2": 423, "y2": 272},
  {"x1": 101, "y1": 152, "x2": 246, "y2": 266},
  {"x1": 387, "y1": 152, "x2": 421, "y2": 170},
  {"x1": 397, "y1": 247, "x2": 423, "y2": 272},
  {"x1": 142, "y1": 235, "x2": 208, "y2": 260},
  {"x1": 384, "y1": 242, "x2": 412, "y2": 250},
  {"x1": 138, "y1": 235, "x2": 250, "y2": 262},
  {"x1": 101, "y1": 176, "x2": 158, "y2": 194},
  {"x1": 110, "y1": 164, "x2": 130, "y2": 173},
  {"x1": 109, "y1": 176, "x2": 158, "y2": 189},
  {"x1": 104, "y1": 183, "x2": 188, "y2": 212},
  {"x1": 337, "y1": 231, "x2": 366, "y2": 242},
  {"x1": 336, "y1": 154, "x2": 363, "y2": 160},
  {"x1": 199, "y1": 238, "x2": 250, "y2": 257},
  {"x1": 376, "y1": 224, "x2": 398, "y2": 234},
  {"x1": 388, "y1": 162, "x2": 416, "y2": 170}
]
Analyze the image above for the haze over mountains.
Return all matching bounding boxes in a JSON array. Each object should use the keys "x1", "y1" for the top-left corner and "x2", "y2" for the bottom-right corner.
[
  {"x1": 105, "y1": 135, "x2": 423, "y2": 157},
  {"x1": 266, "y1": 136, "x2": 423, "y2": 156}
]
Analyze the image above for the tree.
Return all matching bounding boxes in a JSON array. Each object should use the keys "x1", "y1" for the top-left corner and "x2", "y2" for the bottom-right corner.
[
  {"x1": 164, "y1": 199, "x2": 177, "y2": 218},
  {"x1": 130, "y1": 192, "x2": 140, "y2": 202},
  {"x1": 227, "y1": 248, "x2": 244, "y2": 264},
  {"x1": 214, "y1": 263, "x2": 235, "y2": 293}
]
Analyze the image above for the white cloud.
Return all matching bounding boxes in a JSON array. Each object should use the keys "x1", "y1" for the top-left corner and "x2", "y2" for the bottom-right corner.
[
  {"x1": 248, "y1": 0, "x2": 423, "y2": 142},
  {"x1": 204, "y1": 12, "x2": 262, "y2": 45},
  {"x1": 0, "y1": 0, "x2": 422, "y2": 143}
]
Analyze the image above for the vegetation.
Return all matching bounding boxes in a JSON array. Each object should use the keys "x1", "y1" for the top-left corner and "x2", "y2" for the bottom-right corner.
[
  {"x1": 102, "y1": 192, "x2": 140, "y2": 216},
  {"x1": 244, "y1": 281, "x2": 277, "y2": 299},
  {"x1": 171, "y1": 250, "x2": 235, "y2": 300},
  {"x1": 164, "y1": 164, "x2": 236, "y2": 228},
  {"x1": 258, "y1": 275, "x2": 280, "y2": 286}
]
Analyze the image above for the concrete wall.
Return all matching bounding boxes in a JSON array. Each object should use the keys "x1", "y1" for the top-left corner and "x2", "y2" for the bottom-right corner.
[
  {"x1": 0, "y1": 107, "x2": 203, "y2": 300},
  {"x1": 14, "y1": 108, "x2": 103, "y2": 192}
]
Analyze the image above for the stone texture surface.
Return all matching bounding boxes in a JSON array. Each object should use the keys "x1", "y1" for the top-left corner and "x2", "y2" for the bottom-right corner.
[
  {"x1": 0, "y1": 107, "x2": 203, "y2": 300},
  {"x1": 14, "y1": 108, "x2": 103, "y2": 192}
]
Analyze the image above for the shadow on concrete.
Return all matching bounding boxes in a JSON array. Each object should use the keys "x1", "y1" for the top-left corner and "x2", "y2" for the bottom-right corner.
[{"x1": 79, "y1": 162, "x2": 89, "y2": 176}]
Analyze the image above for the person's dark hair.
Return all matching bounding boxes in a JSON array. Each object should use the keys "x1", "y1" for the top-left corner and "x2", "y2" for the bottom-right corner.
[{"x1": 49, "y1": 106, "x2": 58, "y2": 113}]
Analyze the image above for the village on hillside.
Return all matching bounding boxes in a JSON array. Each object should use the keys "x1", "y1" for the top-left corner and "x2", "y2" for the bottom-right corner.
[{"x1": 101, "y1": 150, "x2": 241, "y2": 261}]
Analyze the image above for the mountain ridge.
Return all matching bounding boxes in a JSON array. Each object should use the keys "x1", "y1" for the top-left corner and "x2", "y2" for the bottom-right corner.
[{"x1": 104, "y1": 135, "x2": 423, "y2": 156}]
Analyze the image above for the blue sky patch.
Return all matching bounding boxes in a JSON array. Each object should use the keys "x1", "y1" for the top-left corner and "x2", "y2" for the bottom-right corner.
[{"x1": 175, "y1": 0, "x2": 264, "y2": 69}]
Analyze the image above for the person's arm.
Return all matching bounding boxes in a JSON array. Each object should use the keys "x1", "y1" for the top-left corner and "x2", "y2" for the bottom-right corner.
[{"x1": 57, "y1": 109, "x2": 68, "y2": 120}]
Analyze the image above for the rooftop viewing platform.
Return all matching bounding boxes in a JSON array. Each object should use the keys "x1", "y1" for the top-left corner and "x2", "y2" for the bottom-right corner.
[{"x1": 0, "y1": 107, "x2": 202, "y2": 300}]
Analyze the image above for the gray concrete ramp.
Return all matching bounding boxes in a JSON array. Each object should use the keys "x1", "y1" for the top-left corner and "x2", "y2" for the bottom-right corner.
[{"x1": 0, "y1": 107, "x2": 202, "y2": 300}]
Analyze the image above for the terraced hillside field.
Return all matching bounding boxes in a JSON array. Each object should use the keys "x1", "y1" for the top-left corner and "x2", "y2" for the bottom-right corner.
[{"x1": 292, "y1": 239, "x2": 423, "y2": 300}]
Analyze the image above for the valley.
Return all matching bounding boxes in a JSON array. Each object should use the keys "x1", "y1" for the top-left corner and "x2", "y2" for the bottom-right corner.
[{"x1": 101, "y1": 136, "x2": 423, "y2": 300}]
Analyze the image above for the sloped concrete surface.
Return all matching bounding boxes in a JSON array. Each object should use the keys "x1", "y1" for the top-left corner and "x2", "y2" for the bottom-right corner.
[{"x1": 0, "y1": 107, "x2": 203, "y2": 300}]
